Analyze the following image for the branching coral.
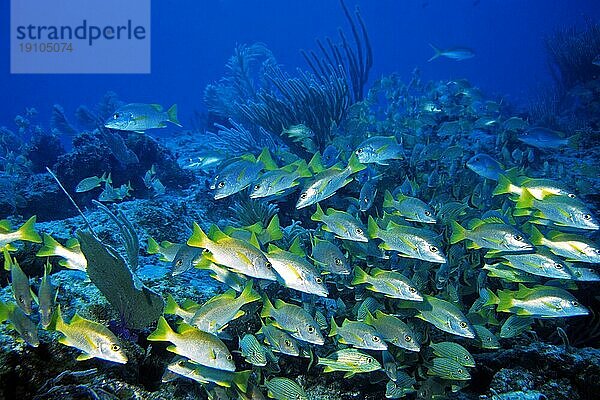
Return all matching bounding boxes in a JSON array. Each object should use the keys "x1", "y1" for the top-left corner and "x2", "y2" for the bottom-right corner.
[
  {"x1": 545, "y1": 20, "x2": 600, "y2": 91},
  {"x1": 201, "y1": 118, "x2": 282, "y2": 156},
  {"x1": 301, "y1": 0, "x2": 373, "y2": 103},
  {"x1": 204, "y1": 43, "x2": 276, "y2": 121},
  {"x1": 238, "y1": 64, "x2": 349, "y2": 152}
]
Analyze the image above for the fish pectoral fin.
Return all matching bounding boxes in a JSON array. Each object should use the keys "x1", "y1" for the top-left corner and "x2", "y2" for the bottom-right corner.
[
  {"x1": 233, "y1": 310, "x2": 246, "y2": 320},
  {"x1": 322, "y1": 366, "x2": 335, "y2": 373},
  {"x1": 76, "y1": 353, "x2": 94, "y2": 361},
  {"x1": 343, "y1": 371, "x2": 356, "y2": 378}
]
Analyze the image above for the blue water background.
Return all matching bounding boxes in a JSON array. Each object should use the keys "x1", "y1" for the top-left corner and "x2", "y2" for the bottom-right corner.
[{"x1": 1, "y1": 0, "x2": 600, "y2": 131}]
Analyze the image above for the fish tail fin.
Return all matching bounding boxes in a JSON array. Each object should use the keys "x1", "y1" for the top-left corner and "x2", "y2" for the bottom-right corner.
[
  {"x1": 449, "y1": 221, "x2": 468, "y2": 244},
  {"x1": 428, "y1": 43, "x2": 442, "y2": 62},
  {"x1": 36, "y1": 234, "x2": 62, "y2": 257},
  {"x1": 0, "y1": 301, "x2": 9, "y2": 323},
  {"x1": 147, "y1": 316, "x2": 175, "y2": 341},
  {"x1": 146, "y1": 236, "x2": 161, "y2": 255},
  {"x1": 351, "y1": 266, "x2": 369, "y2": 285},
  {"x1": 493, "y1": 174, "x2": 513, "y2": 196},
  {"x1": 167, "y1": 104, "x2": 182, "y2": 127},
  {"x1": 54, "y1": 304, "x2": 66, "y2": 332},
  {"x1": 382, "y1": 190, "x2": 395, "y2": 208},
  {"x1": 347, "y1": 153, "x2": 366, "y2": 174},
  {"x1": 17, "y1": 216, "x2": 42, "y2": 243},
  {"x1": 260, "y1": 295, "x2": 275, "y2": 319},
  {"x1": 188, "y1": 222, "x2": 209, "y2": 248},
  {"x1": 240, "y1": 280, "x2": 261, "y2": 304},
  {"x1": 367, "y1": 215, "x2": 380, "y2": 238},
  {"x1": 526, "y1": 224, "x2": 544, "y2": 245},
  {"x1": 496, "y1": 290, "x2": 514, "y2": 313},
  {"x1": 329, "y1": 317, "x2": 339, "y2": 337},
  {"x1": 515, "y1": 190, "x2": 535, "y2": 209},
  {"x1": 308, "y1": 152, "x2": 325, "y2": 173},
  {"x1": 294, "y1": 160, "x2": 312, "y2": 178},
  {"x1": 257, "y1": 148, "x2": 278, "y2": 171},
  {"x1": 233, "y1": 370, "x2": 252, "y2": 393},
  {"x1": 482, "y1": 289, "x2": 500, "y2": 307},
  {"x1": 164, "y1": 294, "x2": 181, "y2": 315},
  {"x1": 311, "y1": 204, "x2": 325, "y2": 222},
  {"x1": 568, "y1": 133, "x2": 582, "y2": 148},
  {"x1": 264, "y1": 215, "x2": 283, "y2": 242}
]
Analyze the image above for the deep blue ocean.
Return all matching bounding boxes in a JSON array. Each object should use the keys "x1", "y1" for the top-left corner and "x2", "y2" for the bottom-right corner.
[{"x1": 2, "y1": 0, "x2": 599, "y2": 128}]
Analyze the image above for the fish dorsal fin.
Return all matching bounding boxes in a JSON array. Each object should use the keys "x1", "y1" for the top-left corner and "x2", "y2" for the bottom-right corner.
[
  {"x1": 308, "y1": 152, "x2": 325, "y2": 173},
  {"x1": 288, "y1": 237, "x2": 305, "y2": 256},
  {"x1": 70, "y1": 313, "x2": 86, "y2": 324},
  {"x1": 65, "y1": 238, "x2": 80, "y2": 249},
  {"x1": 244, "y1": 221, "x2": 264, "y2": 234},
  {"x1": 177, "y1": 322, "x2": 197, "y2": 334},
  {"x1": 267, "y1": 243, "x2": 283, "y2": 253},
  {"x1": 76, "y1": 353, "x2": 94, "y2": 361},
  {"x1": 467, "y1": 218, "x2": 485, "y2": 229},
  {"x1": 0, "y1": 220, "x2": 12, "y2": 232},
  {"x1": 481, "y1": 216, "x2": 507, "y2": 225},
  {"x1": 274, "y1": 299, "x2": 287, "y2": 309},
  {"x1": 150, "y1": 104, "x2": 163, "y2": 112},
  {"x1": 248, "y1": 233, "x2": 260, "y2": 249},
  {"x1": 209, "y1": 225, "x2": 229, "y2": 241},
  {"x1": 257, "y1": 148, "x2": 278, "y2": 171},
  {"x1": 240, "y1": 153, "x2": 257, "y2": 162}
]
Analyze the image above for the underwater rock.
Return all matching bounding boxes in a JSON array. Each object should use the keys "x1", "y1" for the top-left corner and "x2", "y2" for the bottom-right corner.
[
  {"x1": 475, "y1": 342, "x2": 600, "y2": 400},
  {"x1": 16, "y1": 173, "x2": 74, "y2": 221},
  {"x1": 53, "y1": 129, "x2": 192, "y2": 205},
  {"x1": 24, "y1": 132, "x2": 66, "y2": 174}
]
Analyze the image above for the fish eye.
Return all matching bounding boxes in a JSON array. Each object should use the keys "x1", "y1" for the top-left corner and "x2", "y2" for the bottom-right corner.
[
  {"x1": 253, "y1": 184, "x2": 261, "y2": 191},
  {"x1": 459, "y1": 321, "x2": 468, "y2": 328},
  {"x1": 363, "y1": 198, "x2": 369, "y2": 203},
  {"x1": 300, "y1": 192, "x2": 308, "y2": 200},
  {"x1": 18, "y1": 295, "x2": 24, "y2": 304},
  {"x1": 458, "y1": 368, "x2": 464, "y2": 374},
  {"x1": 334, "y1": 258, "x2": 343, "y2": 266},
  {"x1": 568, "y1": 193, "x2": 576, "y2": 198},
  {"x1": 111, "y1": 344, "x2": 120, "y2": 352},
  {"x1": 366, "y1": 357, "x2": 372, "y2": 363},
  {"x1": 464, "y1": 355, "x2": 470, "y2": 360},
  {"x1": 424, "y1": 211, "x2": 432, "y2": 216},
  {"x1": 284, "y1": 339, "x2": 292, "y2": 346},
  {"x1": 409, "y1": 286, "x2": 417, "y2": 293},
  {"x1": 202, "y1": 248, "x2": 210, "y2": 253},
  {"x1": 217, "y1": 181, "x2": 225, "y2": 189},
  {"x1": 514, "y1": 235, "x2": 523, "y2": 241},
  {"x1": 315, "y1": 276, "x2": 323, "y2": 284},
  {"x1": 554, "y1": 262, "x2": 563, "y2": 270},
  {"x1": 583, "y1": 214, "x2": 592, "y2": 220},
  {"x1": 571, "y1": 301, "x2": 579, "y2": 307},
  {"x1": 176, "y1": 259, "x2": 183, "y2": 267},
  {"x1": 404, "y1": 335, "x2": 412, "y2": 342},
  {"x1": 356, "y1": 148, "x2": 363, "y2": 154},
  {"x1": 177, "y1": 359, "x2": 186, "y2": 366},
  {"x1": 372, "y1": 336, "x2": 380, "y2": 342},
  {"x1": 113, "y1": 113, "x2": 119, "y2": 119},
  {"x1": 265, "y1": 261, "x2": 272, "y2": 269},
  {"x1": 226, "y1": 354, "x2": 233, "y2": 360},
  {"x1": 429, "y1": 245, "x2": 438, "y2": 253},
  {"x1": 355, "y1": 228, "x2": 364, "y2": 235},
  {"x1": 307, "y1": 326, "x2": 315, "y2": 333}
]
